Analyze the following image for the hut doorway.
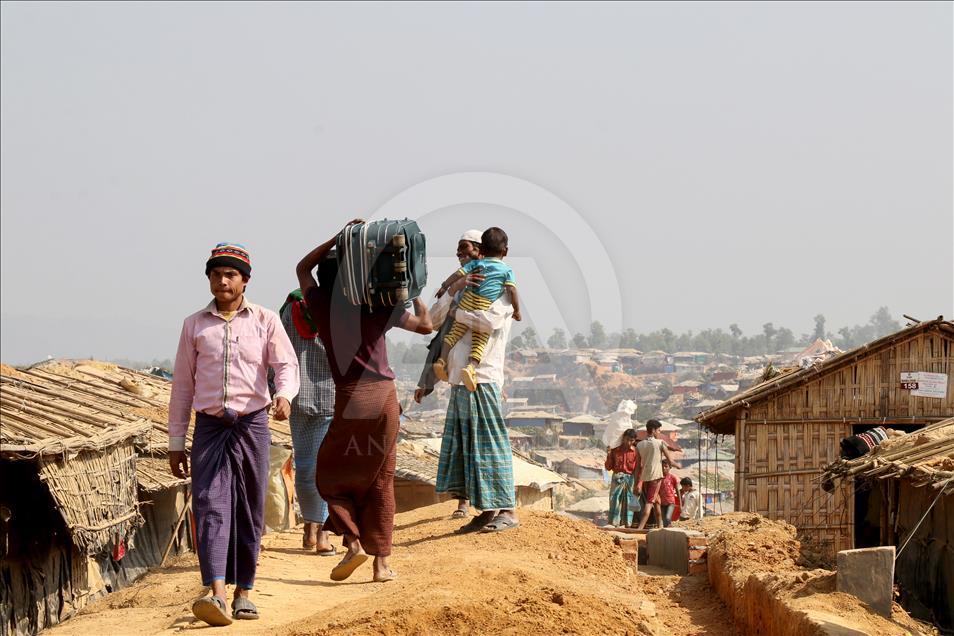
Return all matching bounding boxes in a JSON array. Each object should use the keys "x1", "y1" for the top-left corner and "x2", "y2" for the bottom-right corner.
[{"x1": 850, "y1": 423, "x2": 923, "y2": 550}]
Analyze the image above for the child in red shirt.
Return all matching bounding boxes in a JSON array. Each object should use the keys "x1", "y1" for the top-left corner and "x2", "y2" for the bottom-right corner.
[{"x1": 659, "y1": 461, "x2": 679, "y2": 527}]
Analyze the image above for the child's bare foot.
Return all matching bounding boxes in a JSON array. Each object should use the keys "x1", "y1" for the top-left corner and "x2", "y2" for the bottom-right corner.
[
  {"x1": 432, "y1": 359, "x2": 449, "y2": 381},
  {"x1": 461, "y1": 364, "x2": 478, "y2": 392}
]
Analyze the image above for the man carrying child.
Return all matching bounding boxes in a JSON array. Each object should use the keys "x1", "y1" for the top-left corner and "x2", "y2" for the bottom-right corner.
[{"x1": 432, "y1": 227, "x2": 521, "y2": 391}]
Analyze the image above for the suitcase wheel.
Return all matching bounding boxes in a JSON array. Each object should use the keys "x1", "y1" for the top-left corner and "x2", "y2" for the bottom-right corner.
[
  {"x1": 395, "y1": 288, "x2": 408, "y2": 302},
  {"x1": 391, "y1": 233, "x2": 406, "y2": 247}
]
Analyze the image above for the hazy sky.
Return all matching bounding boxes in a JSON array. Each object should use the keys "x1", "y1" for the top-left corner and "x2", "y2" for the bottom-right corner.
[{"x1": 1, "y1": 2, "x2": 951, "y2": 364}]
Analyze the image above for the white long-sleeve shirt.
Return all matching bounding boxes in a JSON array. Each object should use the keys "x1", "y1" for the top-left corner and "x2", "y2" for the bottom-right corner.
[
  {"x1": 428, "y1": 292, "x2": 514, "y2": 388},
  {"x1": 681, "y1": 490, "x2": 703, "y2": 520}
]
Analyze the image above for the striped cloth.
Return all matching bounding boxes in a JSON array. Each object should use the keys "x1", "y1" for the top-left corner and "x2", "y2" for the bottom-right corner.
[
  {"x1": 442, "y1": 289, "x2": 493, "y2": 363},
  {"x1": 436, "y1": 384, "x2": 515, "y2": 511}
]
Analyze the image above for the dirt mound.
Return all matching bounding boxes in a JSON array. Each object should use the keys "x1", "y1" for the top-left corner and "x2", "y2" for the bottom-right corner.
[
  {"x1": 285, "y1": 507, "x2": 666, "y2": 635},
  {"x1": 292, "y1": 585, "x2": 660, "y2": 636},
  {"x1": 687, "y1": 512, "x2": 800, "y2": 579},
  {"x1": 282, "y1": 503, "x2": 742, "y2": 636},
  {"x1": 699, "y1": 512, "x2": 936, "y2": 635}
]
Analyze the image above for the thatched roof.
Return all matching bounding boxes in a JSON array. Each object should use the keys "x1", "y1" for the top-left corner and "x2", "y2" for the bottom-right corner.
[
  {"x1": 822, "y1": 418, "x2": 954, "y2": 492},
  {"x1": 394, "y1": 441, "x2": 441, "y2": 484},
  {"x1": 136, "y1": 456, "x2": 190, "y2": 493},
  {"x1": 0, "y1": 365, "x2": 160, "y2": 456},
  {"x1": 696, "y1": 318, "x2": 954, "y2": 434},
  {"x1": 0, "y1": 359, "x2": 293, "y2": 457}
]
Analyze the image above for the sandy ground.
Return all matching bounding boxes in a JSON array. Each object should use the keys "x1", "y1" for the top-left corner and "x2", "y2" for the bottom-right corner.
[{"x1": 49, "y1": 501, "x2": 737, "y2": 636}]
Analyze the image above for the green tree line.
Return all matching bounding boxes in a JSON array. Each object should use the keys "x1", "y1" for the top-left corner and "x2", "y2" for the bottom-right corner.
[{"x1": 512, "y1": 307, "x2": 906, "y2": 357}]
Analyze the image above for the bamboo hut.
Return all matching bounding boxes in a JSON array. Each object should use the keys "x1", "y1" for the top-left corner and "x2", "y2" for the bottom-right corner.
[
  {"x1": 0, "y1": 360, "x2": 294, "y2": 635},
  {"x1": 695, "y1": 318, "x2": 954, "y2": 559},
  {"x1": 822, "y1": 418, "x2": 954, "y2": 631}
]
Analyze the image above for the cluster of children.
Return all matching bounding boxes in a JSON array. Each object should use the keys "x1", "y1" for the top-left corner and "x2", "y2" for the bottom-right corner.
[
  {"x1": 603, "y1": 419, "x2": 702, "y2": 529},
  {"x1": 432, "y1": 227, "x2": 521, "y2": 392}
]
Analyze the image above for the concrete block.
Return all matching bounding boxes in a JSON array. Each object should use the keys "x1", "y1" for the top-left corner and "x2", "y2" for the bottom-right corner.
[
  {"x1": 836, "y1": 546, "x2": 895, "y2": 617},
  {"x1": 647, "y1": 528, "x2": 706, "y2": 575}
]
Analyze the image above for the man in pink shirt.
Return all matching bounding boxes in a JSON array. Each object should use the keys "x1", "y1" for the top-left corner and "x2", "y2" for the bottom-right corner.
[{"x1": 168, "y1": 242, "x2": 299, "y2": 626}]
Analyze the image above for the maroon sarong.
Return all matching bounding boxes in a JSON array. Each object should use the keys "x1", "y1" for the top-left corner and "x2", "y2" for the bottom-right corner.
[
  {"x1": 642, "y1": 478, "x2": 663, "y2": 504},
  {"x1": 315, "y1": 379, "x2": 398, "y2": 556}
]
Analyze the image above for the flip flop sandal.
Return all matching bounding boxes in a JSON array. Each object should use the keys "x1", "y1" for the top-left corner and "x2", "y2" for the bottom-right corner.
[
  {"x1": 456, "y1": 512, "x2": 496, "y2": 535},
  {"x1": 480, "y1": 517, "x2": 520, "y2": 533},
  {"x1": 450, "y1": 509, "x2": 468, "y2": 519},
  {"x1": 231, "y1": 596, "x2": 259, "y2": 620},
  {"x1": 192, "y1": 596, "x2": 233, "y2": 627},
  {"x1": 316, "y1": 545, "x2": 338, "y2": 557},
  {"x1": 373, "y1": 568, "x2": 398, "y2": 583},
  {"x1": 330, "y1": 551, "x2": 370, "y2": 581},
  {"x1": 432, "y1": 359, "x2": 449, "y2": 382}
]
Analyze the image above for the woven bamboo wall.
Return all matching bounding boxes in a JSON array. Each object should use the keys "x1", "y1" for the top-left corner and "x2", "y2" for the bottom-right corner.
[
  {"x1": 746, "y1": 330, "x2": 954, "y2": 422},
  {"x1": 37, "y1": 441, "x2": 142, "y2": 555},
  {"x1": 736, "y1": 418, "x2": 853, "y2": 556}
]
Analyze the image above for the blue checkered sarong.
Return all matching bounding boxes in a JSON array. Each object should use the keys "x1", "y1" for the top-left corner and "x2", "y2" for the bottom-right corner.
[
  {"x1": 289, "y1": 414, "x2": 332, "y2": 523},
  {"x1": 436, "y1": 384, "x2": 515, "y2": 511}
]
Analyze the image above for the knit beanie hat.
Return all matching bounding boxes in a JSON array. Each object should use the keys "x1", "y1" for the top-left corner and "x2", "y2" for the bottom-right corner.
[{"x1": 205, "y1": 242, "x2": 251, "y2": 278}]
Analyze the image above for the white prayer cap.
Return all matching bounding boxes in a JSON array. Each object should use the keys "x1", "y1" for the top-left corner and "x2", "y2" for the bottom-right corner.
[{"x1": 460, "y1": 229, "x2": 483, "y2": 244}]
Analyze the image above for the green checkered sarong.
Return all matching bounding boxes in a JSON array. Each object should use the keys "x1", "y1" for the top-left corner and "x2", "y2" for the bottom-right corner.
[{"x1": 436, "y1": 384, "x2": 515, "y2": 511}]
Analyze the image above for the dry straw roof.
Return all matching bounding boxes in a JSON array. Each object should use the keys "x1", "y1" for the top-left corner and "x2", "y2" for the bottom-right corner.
[
  {"x1": 1, "y1": 359, "x2": 293, "y2": 457},
  {"x1": 823, "y1": 418, "x2": 954, "y2": 492},
  {"x1": 697, "y1": 318, "x2": 954, "y2": 433}
]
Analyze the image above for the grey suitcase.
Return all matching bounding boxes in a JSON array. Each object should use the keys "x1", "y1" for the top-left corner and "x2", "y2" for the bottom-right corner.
[{"x1": 336, "y1": 219, "x2": 427, "y2": 308}]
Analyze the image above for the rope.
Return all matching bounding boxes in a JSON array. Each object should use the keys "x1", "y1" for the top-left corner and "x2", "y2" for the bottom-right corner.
[
  {"x1": 895, "y1": 478, "x2": 953, "y2": 560},
  {"x1": 716, "y1": 435, "x2": 723, "y2": 515},
  {"x1": 696, "y1": 421, "x2": 702, "y2": 509}
]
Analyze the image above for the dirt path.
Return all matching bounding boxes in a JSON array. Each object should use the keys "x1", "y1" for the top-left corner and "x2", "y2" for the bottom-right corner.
[{"x1": 50, "y1": 502, "x2": 737, "y2": 636}]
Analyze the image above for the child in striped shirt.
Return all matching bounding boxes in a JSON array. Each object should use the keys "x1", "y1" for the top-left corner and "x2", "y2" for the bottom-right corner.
[{"x1": 433, "y1": 227, "x2": 521, "y2": 391}]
